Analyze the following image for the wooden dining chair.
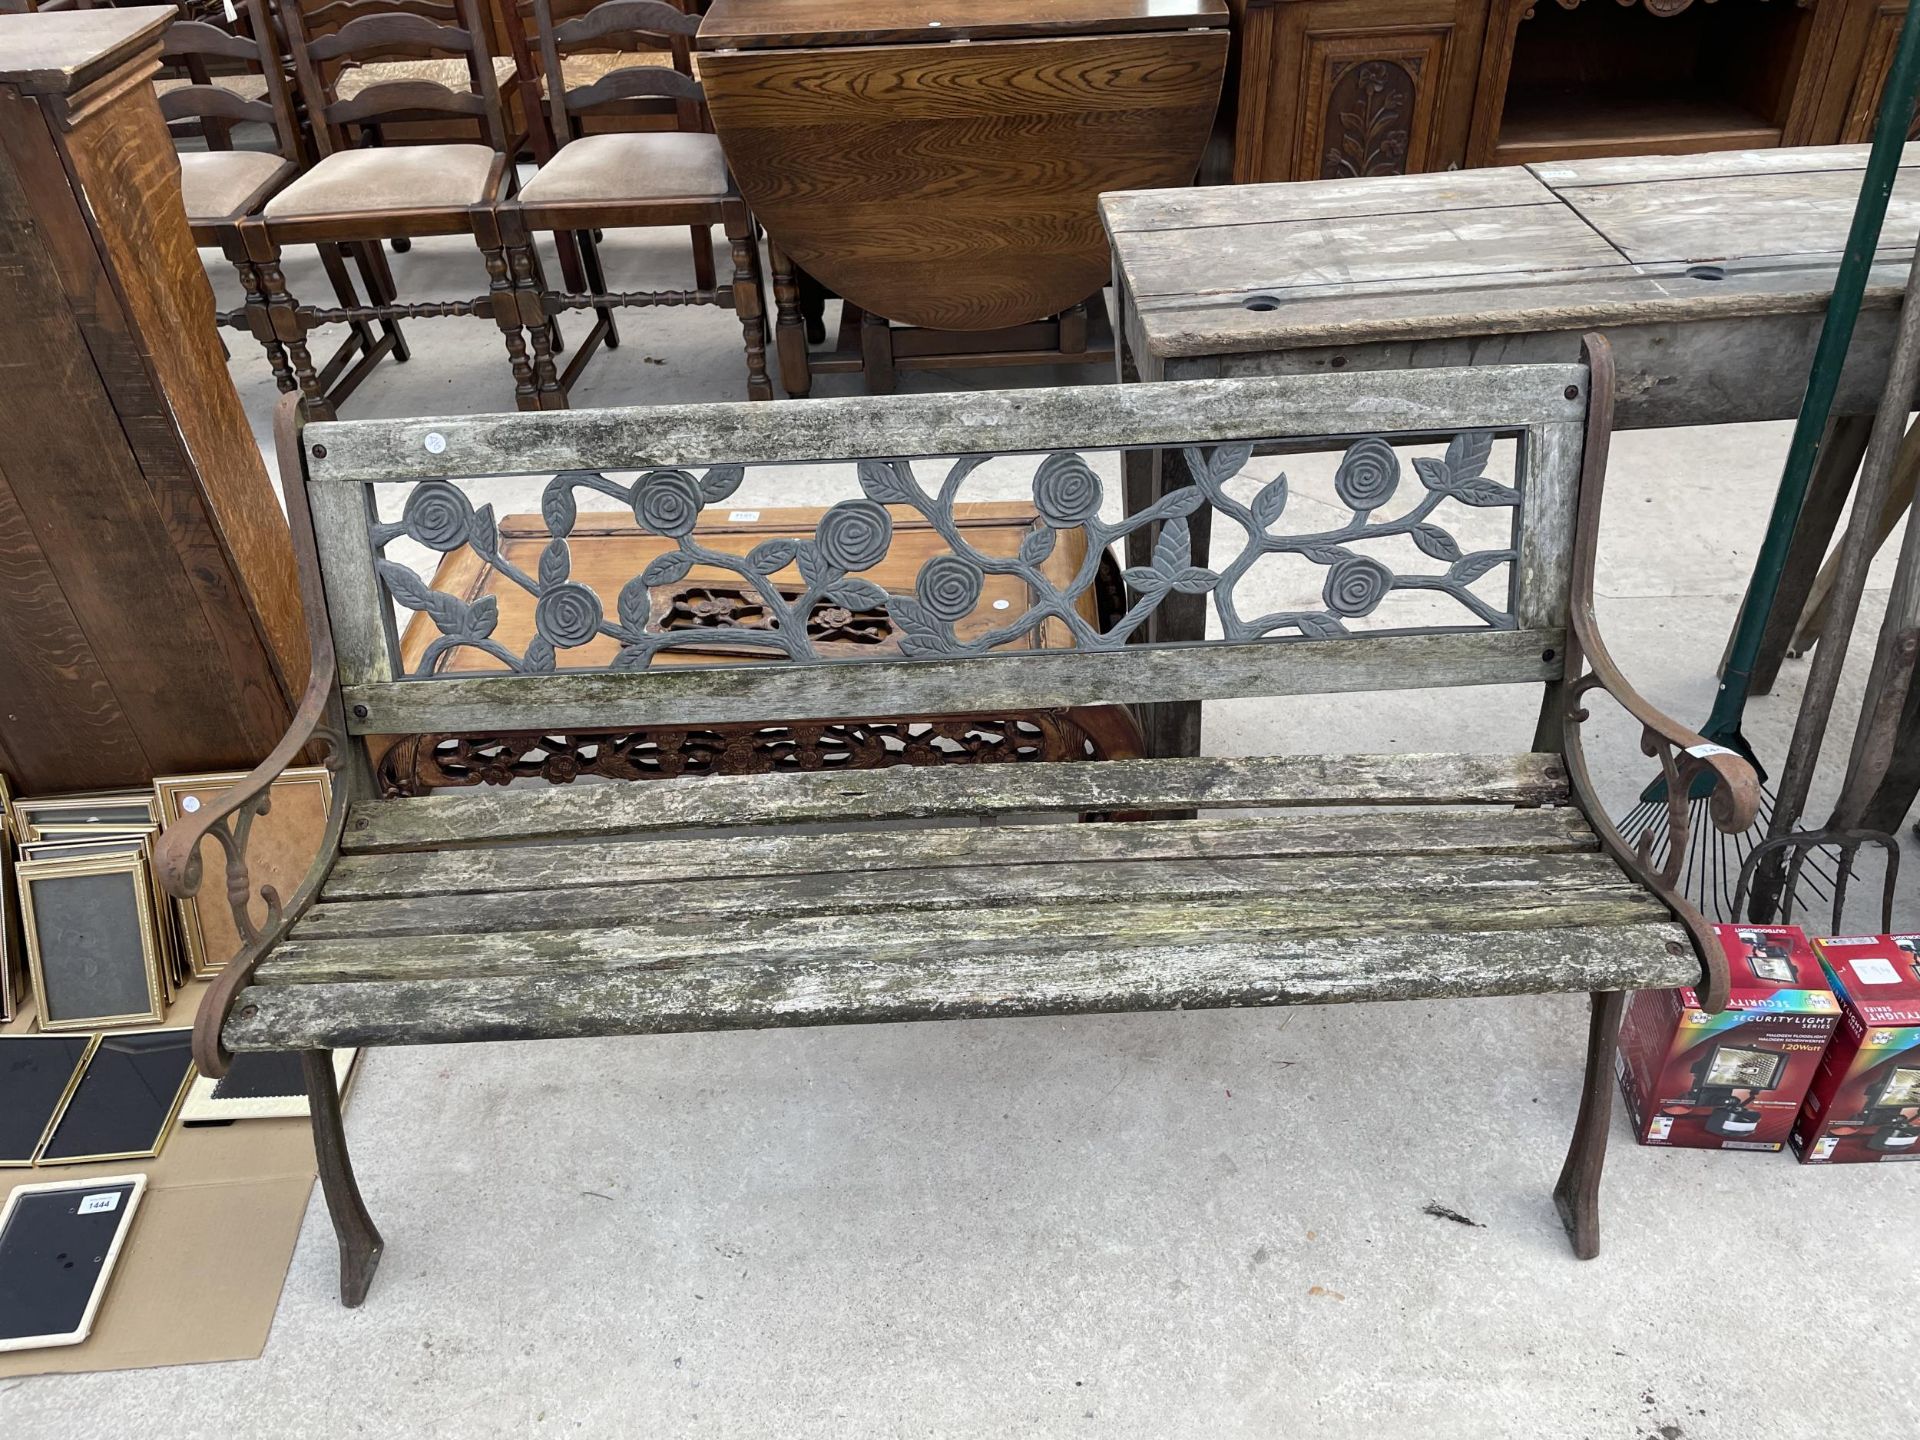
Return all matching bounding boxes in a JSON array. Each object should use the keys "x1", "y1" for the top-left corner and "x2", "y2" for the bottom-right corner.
[
  {"x1": 295, "y1": 0, "x2": 527, "y2": 154},
  {"x1": 498, "y1": 0, "x2": 770, "y2": 406},
  {"x1": 157, "y1": 0, "x2": 406, "y2": 411},
  {"x1": 238, "y1": 0, "x2": 558, "y2": 416}
]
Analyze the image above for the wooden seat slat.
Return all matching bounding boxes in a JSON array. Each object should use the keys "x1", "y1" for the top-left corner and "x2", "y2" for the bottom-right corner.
[
  {"x1": 228, "y1": 921, "x2": 1693, "y2": 1051},
  {"x1": 295, "y1": 848, "x2": 1649, "y2": 942},
  {"x1": 321, "y1": 805, "x2": 1599, "y2": 901},
  {"x1": 342, "y1": 752, "x2": 1571, "y2": 853},
  {"x1": 262, "y1": 865, "x2": 1669, "y2": 987}
]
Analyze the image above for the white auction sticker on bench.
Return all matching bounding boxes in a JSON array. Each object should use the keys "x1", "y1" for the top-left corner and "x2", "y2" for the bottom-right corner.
[
  {"x1": 728, "y1": 511, "x2": 761, "y2": 523},
  {"x1": 1685, "y1": 743, "x2": 1739, "y2": 759},
  {"x1": 76, "y1": 1193, "x2": 120, "y2": 1216},
  {"x1": 1850, "y1": 957, "x2": 1902, "y2": 986}
]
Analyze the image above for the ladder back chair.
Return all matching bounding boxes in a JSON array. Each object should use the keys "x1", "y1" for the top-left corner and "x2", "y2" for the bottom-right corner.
[
  {"x1": 499, "y1": 0, "x2": 770, "y2": 407},
  {"x1": 241, "y1": 0, "x2": 554, "y2": 417},
  {"x1": 298, "y1": 0, "x2": 526, "y2": 152},
  {"x1": 159, "y1": 0, "x2": 407, "y2": 411}
]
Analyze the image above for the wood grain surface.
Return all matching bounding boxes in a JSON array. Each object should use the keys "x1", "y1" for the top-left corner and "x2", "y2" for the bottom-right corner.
[
  {"x1": 701, "y1": 30, "x2": 1226, "y2": 329},
  {"x1": 700, "y1": 0, "x2": 1227, "y2": 50},
  {"x1": 0, "y1": 40, "x2": 301, "y2": 790}
]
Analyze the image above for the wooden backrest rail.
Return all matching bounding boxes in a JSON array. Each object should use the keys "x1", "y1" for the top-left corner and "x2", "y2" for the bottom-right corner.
[{"x1": 301, "y1": 367, "x2": 1587, "y2": 735}]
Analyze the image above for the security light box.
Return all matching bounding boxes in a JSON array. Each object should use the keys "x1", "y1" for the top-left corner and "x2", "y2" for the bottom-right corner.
[
  {"x1": 1791, "y1": 934, "x2": 1920, "y2": 1164},
  {"x1": 1617, "y1": 925, "x2": 1838, "y2": 1151}
]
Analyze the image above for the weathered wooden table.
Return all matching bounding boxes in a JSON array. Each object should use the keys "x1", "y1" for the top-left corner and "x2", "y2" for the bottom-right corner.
[{"x1": 1104, "y1": 144, "x2": 1920, "y2": 752}]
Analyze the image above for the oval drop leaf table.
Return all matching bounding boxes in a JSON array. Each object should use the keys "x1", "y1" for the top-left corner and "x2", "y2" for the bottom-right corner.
[{"x1": 696, "y1": 0, "x2": 1230, "y2": 333}]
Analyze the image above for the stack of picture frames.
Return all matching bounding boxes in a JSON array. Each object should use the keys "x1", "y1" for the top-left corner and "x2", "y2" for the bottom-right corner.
[
  {"x1": 0, "y1": 768, "x2": 348, "y2": 1168},
  {"x1": 0, "y1": 768, "x2": 332, "y2": 1030}
]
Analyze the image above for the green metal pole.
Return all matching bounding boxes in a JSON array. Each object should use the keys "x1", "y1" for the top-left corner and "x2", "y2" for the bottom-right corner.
[{"x1": 1703, "y1": 2, "x2": 1920, "y2": 749}]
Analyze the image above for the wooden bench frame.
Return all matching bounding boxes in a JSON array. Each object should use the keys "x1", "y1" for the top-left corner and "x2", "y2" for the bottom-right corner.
[{"x1": 157, "y1": 335, "x2": 1757, "y2": 1307}]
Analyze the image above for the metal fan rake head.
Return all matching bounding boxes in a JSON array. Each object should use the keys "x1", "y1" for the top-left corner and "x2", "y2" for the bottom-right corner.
[{"x1": 1616, "y1": 780, "x2": 1848, "y2": 925}]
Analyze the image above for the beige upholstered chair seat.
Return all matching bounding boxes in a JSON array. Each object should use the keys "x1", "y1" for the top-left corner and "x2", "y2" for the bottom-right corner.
[
  {"x1": 263, "y1": 143, "x2": 496, "y2": 218},
  {"x1": 178, "y1": 149, "x2": 294, "y2": 223},
  {"x1": 517, "y1": 131, "x2": 726, "y2": 204},
  {"x1": 334, "y1": 55, "x2": 517, "y2": 99}
]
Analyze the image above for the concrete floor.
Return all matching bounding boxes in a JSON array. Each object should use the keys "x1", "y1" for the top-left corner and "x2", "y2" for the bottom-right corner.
[{"x1": 4, "y1": 227, "x2": 1918, "y2": 1439}]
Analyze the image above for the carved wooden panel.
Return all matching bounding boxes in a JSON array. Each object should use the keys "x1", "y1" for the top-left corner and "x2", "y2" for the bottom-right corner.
[
  {"x1": 1228, "y1": 0, "x2": 1485, "y2": 183},
  {"x1": 1302, "y1": 34, "x2": 1449, "y2": 181},
  {"x1": 1318, "y1": 56, "x2": 1423, "y2": 178}
]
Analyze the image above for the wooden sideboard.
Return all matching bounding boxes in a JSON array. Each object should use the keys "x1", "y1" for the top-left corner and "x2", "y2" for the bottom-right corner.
[{"x1": 1225, "y1": 0, "x2": 1916, "y2": 183}]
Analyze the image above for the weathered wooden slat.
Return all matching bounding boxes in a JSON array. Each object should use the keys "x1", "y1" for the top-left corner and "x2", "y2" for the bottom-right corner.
[
  {"x1": 1114, "y1": 207, "x2": 1626, "y2": 304},
  {"x1": 1514, "y1": 420, "x2": 1582, "y2": 631},
  {"x1": 1192, "y1": 306, "x2": 1909, "y2": 433},
  {"x1": 1102, "y1": 167, "x2": 1554, "y2": 235},
  {"x1": 1129, "y1": 257, "x2": 1916, "y2": 361},
  {"x1": 303, "y1": 368, "x2": 1588, "y2": 484},
  {"x1": 228, "y1": 921, "x2": 1695, "y2": 1049},
  {"x1": 261, "y1": 873, "x2": 1667, "y2": 985},
  {"x1": 1557, "y1": 169, "x2": 1920, "y2": 268},
  {"x1": 305, "y1": 480, "x2": 395, "y2": 690},
  {"x1": 1526, "y1": 142, "x2": 1916, "y2": 189},
  {"x1": 340, "y1": 627, "x2": 1565, "y2": 733},
  {"x1": 321, "y1": 806, "x2": 1599, "y2": 900},
  {"x1": 298, "y1": 849, "x2": 1640, "y2": 940},
  {"x1": 343, "y1": 751, "x2": 1570, "y2": 852}
]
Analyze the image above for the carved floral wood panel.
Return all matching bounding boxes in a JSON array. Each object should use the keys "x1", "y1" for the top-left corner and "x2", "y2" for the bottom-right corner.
[
  {"x1": 369, "y1": 433, "x2": 1527, "y2": 678},
  {"x1": 1321, "y1": 58, "x2": 1421, "y2": 179}
]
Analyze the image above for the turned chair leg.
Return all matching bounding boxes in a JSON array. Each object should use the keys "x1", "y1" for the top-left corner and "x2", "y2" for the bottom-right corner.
[
  {"x1": 509, "y1": 240, "x2": 565, "y2": 408},
  {"x1": 483, "y1": 244, "x2": 540, "y2": 411},
  {"x1": 303, "y1": 1049, "x2": 383, "y2": 1307},
  {"x1": 1553, "y1": 989, "x2": 1626, "y2": 1260},
  {"x1": 240, "y1": 221, "x2": 330, "y2": 419},
  {"x1": 225, "y1": 250, "x2": 295, "y2": 395},
  {"x1": 725, "y1": 214, "x2": 772, "y2": 401}
]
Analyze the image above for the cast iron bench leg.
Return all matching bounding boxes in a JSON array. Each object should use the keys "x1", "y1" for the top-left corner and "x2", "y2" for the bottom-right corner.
[
  {"x1": 1553, "y1": 990, "x2": 1626, "y2": 1260},
  {"x1": 304, "y1": 1049, "x2": 385, "y2": 1306}
]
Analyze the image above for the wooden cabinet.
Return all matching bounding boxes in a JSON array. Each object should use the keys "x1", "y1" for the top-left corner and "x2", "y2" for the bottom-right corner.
[
  {"x1": 1228, "y1": 0, "x2": 1488, "y2": 181},
  {"x1": 0, "y1": 9, "x2": 306, "y2": 793},
  {"x1": 1815, "y1": 0, "x2": 1920, "y2": 143},
  {"x1": 1227, "y1": 0, "x2": 1909, "y2": 182}
]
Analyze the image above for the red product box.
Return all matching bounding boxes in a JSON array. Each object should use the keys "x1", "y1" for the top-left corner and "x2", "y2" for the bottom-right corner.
[
  {"x1": 1616, "y1": 925, "x2": 1839, "y2": 1150},
  {"x1": 1790, "y1": 934, "x2": 1920, "y2": 1164}
]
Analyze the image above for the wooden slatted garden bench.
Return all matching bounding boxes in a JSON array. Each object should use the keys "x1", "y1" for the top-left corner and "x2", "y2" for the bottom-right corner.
[{"x1": 157, "y1": 335, "x2": 1757, "y2": 1308}]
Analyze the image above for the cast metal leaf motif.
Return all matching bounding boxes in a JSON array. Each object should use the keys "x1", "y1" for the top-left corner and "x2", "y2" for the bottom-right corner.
[{"x1": 371, "y1": 432, "x2": 1520, "y2": 676}]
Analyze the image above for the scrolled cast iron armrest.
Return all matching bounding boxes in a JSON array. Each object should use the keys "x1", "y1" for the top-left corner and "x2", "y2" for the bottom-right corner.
[
  {"x1": 153, "y1": 630, "x2": 348, "y2": 1078},
  {"x1": 1562, "y1": 601, "x2": 1760, "y2": 1013}
]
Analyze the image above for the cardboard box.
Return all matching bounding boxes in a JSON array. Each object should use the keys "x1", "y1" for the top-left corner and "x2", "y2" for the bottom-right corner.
[
  {"x1": 1617, "y1": 925, "x2": 1839, "y2": 1150},
  {"x1": 1790, "y1": 934, "x2": 1920, "y2": 1164}
]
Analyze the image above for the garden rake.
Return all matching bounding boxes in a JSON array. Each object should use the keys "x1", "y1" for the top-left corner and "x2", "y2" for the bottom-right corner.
[{"x1": 1616, "y1": 0, "x2": 1920, "y2": 920}]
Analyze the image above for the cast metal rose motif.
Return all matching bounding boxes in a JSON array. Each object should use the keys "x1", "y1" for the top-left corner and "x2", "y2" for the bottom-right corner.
[
  {"x1": 814, "y1": 499, "x2": 893, "y2": 572},
  {"x1": 534, "y1": 582, "x2": 604, "y2": 649},
  {"x1": 1323, "y1": 555, "x2": 1393, "y2": 617},
  {"x1": 372, "y1": 430, "x2": 1519, "y2": 675},
  {"x1": 401, "y1": 481, "x2": 473, "y2": 552},
  {"x1": 1333, "y1": 438, "x2": 1400, "y2": 511},
  {"x1": 1032, "y1": 452, "x2": 1104, "y2": 527},
  {"x1": 916, "y1": 554, "x2": 985, "y2": 622},
  {"x1": 633, "y1": 469, "x2": 703, "y2": 538}
]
